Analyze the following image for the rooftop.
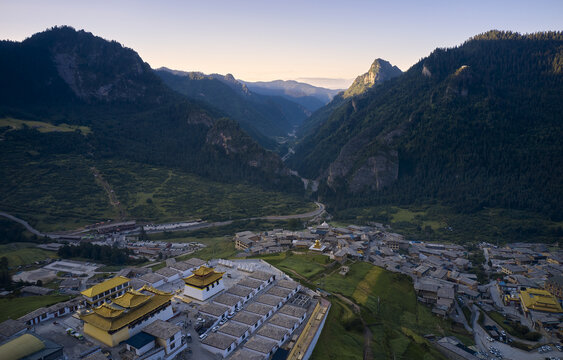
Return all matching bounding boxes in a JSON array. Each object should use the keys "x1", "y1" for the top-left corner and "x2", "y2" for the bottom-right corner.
[
  {"x1": 248, "y1": 271, "x2": 274, "y2": 282},
  {"x1": 139, "y1": 272, "x2": 165, "y2": 284},
  {"x1": 111, "y1": 289, "x2": 150, "y2": 308},
  {"x1": 245, "y1": 302, "x2": 274, "y2": 316},
  {"x1": 267, "y1": 313, "x2": 297, "y2": 329},
  {"x1": 231, "y1": 311, "x2": 262, "y2": 326},
  {"x1": 124, "y1": 331, "x2": 155, "y2": 349},
  {"x1": 81, "y1": 287, "x2": 172, "y2": 331},
  {"x1": 199, "y1": 303, "x2": 230, "y2": 317},
  {"x1": 184, "y1": 266, "x2": 224, "y2": 288},
  {"x1": 229, "y1": 348, "x2": 264, "y2": 360},
  {"x1": 256, "y1": 324, "x2": 288, "y2": 341},
  {"x1": 201, "y1": 332, "x2": 237, "y2": 350},
  {"x1": 142, "y1": 319, "x2": 181, "y2": 339},
  {"x1": 276, "y1": 279, "x2": 300, "y2": 290},
  {"x1": 155, "y1": 267, "x2": 181, "y2": 278},
  {"x1": 266, "y1": 286, "x2": 292, "y2": 298},
  {"x1": 0, "y1": 333, "x2": 46, "y2": 360},
  {"x1": 214, "y1": 293, "x2": 242, "y2": 307},
  {"x1": 81, "y1": 276, "x2": 130, "y2": 298},
  {"x1": 519, "y1": 288, "x2": 563, "y2": 313},
  {"x1": 254, "y1": 294, "x2": 283, "y2": 306},
  {"x1": 217, "y1": 322, "x2": 249, "y2": 338},
  {"x1": 227, "y1": 285, "x2": 254, "y2": 298},
  {"x1": 0, "y1": 319, "x2": 26, "y2": 341},
  {"x1": 244, "y1": 335, "x2": 278, "y2": 354},
  {"x1": 278, "y1": 304, "x2": 307, "y2": 319},
  {"x1": 236, "y1": 278, "x2": 263, "y2": 290}
]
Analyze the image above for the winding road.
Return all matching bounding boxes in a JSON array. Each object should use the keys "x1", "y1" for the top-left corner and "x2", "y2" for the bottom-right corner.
[{"x1": 0, "y1": 201, "x2": 326, "y2": 238}]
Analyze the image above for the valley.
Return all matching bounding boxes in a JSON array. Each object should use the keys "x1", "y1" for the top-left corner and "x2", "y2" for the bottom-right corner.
[{"x1": 0, "y1": 19, "x2": 561, "y2": 360}]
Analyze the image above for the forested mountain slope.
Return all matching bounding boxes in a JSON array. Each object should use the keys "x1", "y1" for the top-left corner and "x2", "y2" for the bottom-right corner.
[
  {"x1": 0, "y1": 26, "x2": 301, "y2": 191},
  {"x1": 156, "y1": 68, "x2": 308, "y2": 146},
  {"x1": 291, "y1": 31, "x2": 563, "y2": 219}
]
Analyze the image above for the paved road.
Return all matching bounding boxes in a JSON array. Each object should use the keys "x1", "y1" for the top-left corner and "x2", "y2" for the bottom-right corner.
[
  {"x1": 0, "y1": 202, "x2": 326, "y2": 238},
  {"x1": 0, "y1": 211, "x2": 51, "y2": 237}
]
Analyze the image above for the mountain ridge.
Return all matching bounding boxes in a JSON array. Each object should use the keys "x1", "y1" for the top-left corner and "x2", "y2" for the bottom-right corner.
[{"x1": 291, "y1": 30, "x2": 563, "y2": 219}]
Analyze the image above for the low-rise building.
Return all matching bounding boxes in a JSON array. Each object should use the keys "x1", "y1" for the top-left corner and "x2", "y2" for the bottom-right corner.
[
  {"x1": 201, "y1": 332, "x2": 238, "y2": 358},
  {"x1": 243, "y1": 335, "x2": 278, "y2": 358},
  {"x1": 545, "y1": 275, "x2": 563, "y2": 300},
  {"x1": 217, "y1": 322, "x2": 250, "y2": 345},
  {"x1": 81, "y1": 276, "x2": 131, "y2": 308}
]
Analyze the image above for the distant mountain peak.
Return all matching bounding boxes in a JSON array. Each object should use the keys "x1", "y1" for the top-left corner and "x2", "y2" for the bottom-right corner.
[{"x1": 343, "y1": 58, "x2": 402, "y2": 98}]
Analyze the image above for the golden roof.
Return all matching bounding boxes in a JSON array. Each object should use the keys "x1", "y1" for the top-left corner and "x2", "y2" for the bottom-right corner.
[
  {"x1": 0, "y1": 333, "x2": 45, "y2": 360},
  {"x1": 183, "y1": 266, "x2": 224, "y2": 288},
  {"x1": 112, "y1": 289, "x2": 150, "y2": 308},
  {"x1": 520, "y1": 288, "x2": 563, "y2": 313},
  {"x1": 313, "y1": 240, "x2": 322, "y2": 249},
  {"x1": 81, "y1": 276, "x2": 130, "y2": 298},
  {"x1": 93, "y1": 303, "x2": 124, "y2": 318},
  {"x1": 81, "y1": 288, "x2": 173, "y2": 331}
]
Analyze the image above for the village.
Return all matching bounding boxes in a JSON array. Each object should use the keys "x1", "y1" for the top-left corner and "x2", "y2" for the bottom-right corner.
[{"x1": 0, "y1": 219, "x2": 562, "y2": 360}]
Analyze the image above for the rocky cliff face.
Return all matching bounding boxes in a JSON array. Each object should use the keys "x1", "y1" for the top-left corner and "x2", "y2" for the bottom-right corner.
[
  {"x1": 343, "y1": 58, "x2": 402, "y2": 98},
  {"x1": 26, "y1": 26, "x2": 165, "y2": 103}
]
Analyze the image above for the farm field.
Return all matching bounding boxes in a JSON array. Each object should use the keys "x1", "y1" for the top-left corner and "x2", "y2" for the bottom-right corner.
[
  {"x1": 0, "y1": 295, "x2": 73, "y2": 322},
  {"x1": 0, "y1": 243, "x2": 57, "y2": 268}
]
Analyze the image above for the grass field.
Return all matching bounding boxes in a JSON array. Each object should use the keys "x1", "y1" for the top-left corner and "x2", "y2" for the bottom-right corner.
[
  {"x1": 0, "y1": 117, "x2": 91, "y2": 135},
  {"x1": 0, "y1": 243, "x2": 57, "y2": 268},
  {"x1": 263, "y1": 256, "x2": 472, "y2": 360},
  {"x1": 258, "y1": 252, "x2": 331, "y2": 279},
  {"x1": 0, "y1": 295, "x2": 74, "y2": 322}
]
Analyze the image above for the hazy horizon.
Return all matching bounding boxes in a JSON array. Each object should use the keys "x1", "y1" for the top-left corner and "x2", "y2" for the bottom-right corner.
[{"x1": 1, "y1": 0, "x2": 562, "y2": 85}]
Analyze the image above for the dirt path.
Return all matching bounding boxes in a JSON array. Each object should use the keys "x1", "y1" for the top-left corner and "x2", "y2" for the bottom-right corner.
[
  {"x1": 333, "y1": 293, "x2": 373, "y2": 360},
  {"x1": 91, "y1": 167, "x2": 126, "y2": 220}
]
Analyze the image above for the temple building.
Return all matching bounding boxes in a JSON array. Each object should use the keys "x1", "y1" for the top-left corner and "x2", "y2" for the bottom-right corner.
[
  {"x1": 183, "y1": 265, "x2": 225, "y2": 301},
  {"x1": 519, "y1": 288, "x2": 563, "y2": 313},
  {"x1": 309, "y1": 239, "x2": 326, "y2": 252},
  {"x1": 80, "y1": 286, "x2": 173, "y2": 347},
  {"x1": 81, "y1": 276, "x2": 131, "y2": 308}
]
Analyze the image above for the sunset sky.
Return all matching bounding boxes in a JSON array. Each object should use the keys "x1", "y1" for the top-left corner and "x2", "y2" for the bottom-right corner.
[{"x1": 1, "y1": 0, "x2": 562, "y2": 88}]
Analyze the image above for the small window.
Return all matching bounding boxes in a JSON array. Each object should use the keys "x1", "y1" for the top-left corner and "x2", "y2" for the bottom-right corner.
[
  {"x1": 228, "y1": 345, "x2": 232, "y2": 351},
  {"x1": 170, "y1": 342, "x2": 175, "y2": 350}
]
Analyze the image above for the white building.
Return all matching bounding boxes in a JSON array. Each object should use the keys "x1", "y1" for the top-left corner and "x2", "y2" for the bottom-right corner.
[{"x1": 183, "y1": 266, "x2": 225, "y2": 301}]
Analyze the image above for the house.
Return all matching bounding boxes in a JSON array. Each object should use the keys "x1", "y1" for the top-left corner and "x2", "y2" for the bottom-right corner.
[
  {"x1": 20, "y1": 286, "x2": 53, "y2": 297},
  {"x1": 243, "y1": 335, "x2": 279, "y2": 358},
  {"x1": 155, "y1": 267, "x2": 181, "y2": 283},
  {"x1": 231, "y1": 311, "x2": 263, "y2": 332},
  {"x1": 256, "y1": 324, "x2": 289, "y2": 347},
  {"x1": 245, "y1": 302, "x2": 275, "y2": 323},
  {"x1": 183, "y1": 265, "x2": 225, "y2": 301},
  {"x1": 60, "y1": 278, "x2": 81, "y2": 292},
  {"x1": 142, "y1": 320, "x2": 185, "y2": 356},
  {"x1": 237, "y1": 278, "x2": 265, "y2": 295},
  {"x1": 199, "y1": 303, "x2": 230, "y2": 321},
  {"x1": 19, "y1": 299, "x2": 80, "y2": 326},
  {"x1": 0, "y1": 319, "x2": 27, "y2": 342},
  {"x1": 139, "y1": 273, "x2": 166, "y2": 288},
  {"x1": 229, "y1": 348, "x2": 264, "y2": 360},
  {"x1": 81, "y1": 276, "x2": 131, "y2": 307},
  {"x1": 201, "y1": 332, "x2": 238, "y2": 358},
  {"x1": 217, "y1": 322, "x2": 251, "y2": 345},
  {"x1": 266, "y1": 286, "x2": 292, "y2": 302},
  {"x1": 545, "y1": 275, "x2": 563, "y2": 300},
  {"x1": 227, "y1": 285, "x2": 255, "y2": 304},
  {"x1": 254, "y1": 294, "x2": 284, "y2": 310},
  {"x1": 249, "y1": 271, "x2": 276, "y2": 284},
  {"x1": 214, "y1": 293, "x2": 243, "y2": 313}
]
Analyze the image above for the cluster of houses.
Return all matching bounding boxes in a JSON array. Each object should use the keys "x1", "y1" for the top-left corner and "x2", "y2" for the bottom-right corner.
[
  {"x1": 486, "y1": 242, "x2": 563, "y2": 334},
  {"x1": 234, "y1": 222, "x2": 375, "y2": 259}
]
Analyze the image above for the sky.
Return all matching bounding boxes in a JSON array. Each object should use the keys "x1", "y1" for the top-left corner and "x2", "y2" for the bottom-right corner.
[{"x1": 1, "y1": 0, "x2": 562, "y2": 89}]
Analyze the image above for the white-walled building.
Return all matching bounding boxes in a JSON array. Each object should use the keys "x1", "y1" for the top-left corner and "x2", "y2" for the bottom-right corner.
[{"x1": 183, "y1": 266, "x2": 225, "y2": 301}]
